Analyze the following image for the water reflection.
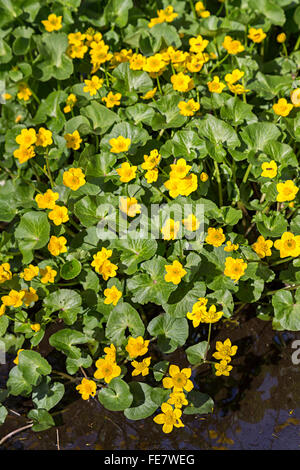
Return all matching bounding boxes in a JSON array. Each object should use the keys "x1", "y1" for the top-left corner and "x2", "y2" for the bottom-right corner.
[{"x1": 1, "y1": 312, "x2": 300, "y2": 450}]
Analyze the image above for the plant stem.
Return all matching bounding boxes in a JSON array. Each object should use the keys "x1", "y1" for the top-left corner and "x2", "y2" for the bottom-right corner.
[
  {"x1": 214, "y1": 161, "x2": 223, "y2": 206},
  {"x1": 242, "y1": 163, "x2": 252, "y2": 184}
]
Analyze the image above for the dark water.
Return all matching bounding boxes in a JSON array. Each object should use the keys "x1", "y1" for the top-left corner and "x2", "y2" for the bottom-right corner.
[{"x1": 1, "y1": 312, "x2": 300, "y2": 450}]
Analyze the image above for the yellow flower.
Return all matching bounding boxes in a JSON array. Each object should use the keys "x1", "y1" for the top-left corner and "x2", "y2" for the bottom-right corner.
[
  {"x1": 48, "y1": 235, "x2": 67, "y2": 256},
  {"x1": 205, "y1": 227, "x2": 226, "y2": 247},
  {"x1": 17, "y1": 83, "x2": 32, "y2": 101},
  {"x1": 2, "y1": 92, "x2": 12, "y2": 101},
  {"x1": 64, "y1": 93, "x2": 77, "y2": 113},
  {"x1": 224, "y1": 257, "x2": 247, "y2": 282},
  {"x1": 153, "y1": 402, "x2": 184, "y2": 433},
  {"x1": 141, "y1": 150, "x2": 160, "y2": 170},
  {"x1": 30, "y1": 323, "x2": 41, "y2": 332},
  {"x1": 94, "y1": 357, "x2": 121, "y2": 383},
  {"x1": 0, "y1": 304, "x2": 5, "y2": 317},
  {"x1": 63, "y1": 167, "x2": 86, "y2": 191},
  {"x1": 185, "y1": 54, "x2": 204, "y2": 73},
  {"x1": 143, "y1": 54, "x2": 167, "y2": 74},
  {"x1": 252, "y1": 235, "x2": 273, "y2": 259},
  {"x1": 224, "y1": 69, "x2": 244, "y2": 85},
  {"x1": 274, "y1": 232, "x2": 300, "y2": 258},
  {"x1": 83, "y1": 75, "x2": 104, "y2": 96},
  {"x1": 145, "y1": 168, "x2": 158, "y2": 183},
  {"x1": 68, "y1": 42, "x2": 88, "y2": 59},
  {"x1": 164, "y1": 260, "x2": 187, "y2": 285},
  {"x1": 182, "y1": 214, "x2": 200, "y2": 231},
  {"x1": 42, "y1": 14, "x2": 62, "y2": 32},
  {"x1": 104, "y1": 344, "x2": 116, "y2": 362},
  {"x1": 158, "y1": 5, "x2": 178, "y2": 23},
  {"x1": 131, "y1": 357, "x2": 151, "y2": 376},
  {"x1": 22, "y1": 287, "x2": 38, "y2": 307},
  {"x1": 202, "y1": 304, "x2": 223, "y2": 323},
  {"x1": 91, "y1": 248, "x2": 112, "y2": 271},
  {"x1": 13, "y1": 349, "x2": 25, "y2": 365},
  {"x1": 273, "y1": 98, "x2": 293, "y2": 117},
  {"x1": 170, "y1": 158, "x2": 191, "y2": 179},
  {"x1": 109, "y1": 136, "x2": 131, "y2": 153},
  {"x1": 126, "y1": 336, "x2": 150, "y2": 359},
  {"x1": 13, "y1": 145, "x2": 35, "y2": 164},
  {"x1": 0, "y1": 263, "x2": 12, "y2": 284},
  {"x1": 48, "y1": 205, "x2": 69, "y2": 225},
  {"x1": 215, "y1": 360, "x2": 233, "y2": 376},
  {"x1": 35, "y1": 189, "x2": 59, "y2": 209},
  {"x1": 20, "y1": 264, "x2": 39, "y2": 281},
  {"x1": 276, "y1": 180, "x2": 299, "y2": 202},
  {"x1": 277, "y1": 33, "x2": 286, "y2": 43},
  {"x1": 186, "y1": 298, "x2": 208, "y2": 327},
  {"x1": 161, "y1": 219, "x2": 180, "y2": 240},
  {"x1": 228, "y1": 83, "x2": 249, "y2": 95},
  {"x1": 207, "y1": 76, "x2": 226, "y2": 93},
  {"x1": 116, "y1": 162, "x2": 137, "y2": 183},
  {"x1": 141, "y1": 87, "x2": 157, "y2": 100},
  {"x1": 89, "y1": 41, "x2": 113, "y2": 72},
  {"x1": 212, "y1": 339, "x2": 238, "y2": 362},
  {"x1": 36, "y1": 127, "x2": 53, "y2": 147},
  {"x1": 68, "y1": 32, "x2": 86, "y2": 46},
  {"x1": 200, "y1": 172, "x2": 209, "y2": 182},
  {"x1": 102, "y1": 91, "x2": 122, "y2": 108},
  {"x1": 119, "y1": 197, "x2": 141, "y2": 217},
  {"x1": 40, "y1": 266, "x2": 57, "y2": 284},
  {"x1": 200, "y1": 10, "x2": 210, "y2": 18},
  {"x1": 195, "y1": 1, "x2": 205, "y2": 13},
  {"x1": 222, "y1": 35, "x2": 245, "y2": 54},
  {"x1": 261, "y1": 160, "x2": 278, "y2": 178},
  {"x1": 248, "y1": 27, "x2": 266, "y2": 43},
  {"x1": 189, "y1": 35, "x2": 209, "y2": 53},
  {"x1": 291, "y1": 88, "x2": 300, "y2": 107},
  {"x1": 171, "y1": 72, "x2": 194, "y2": 92},
  {"x1": 64, "y1": 130, "x2": 82, "y2": 150},
  {"x1": 178, "y1": 99, "x2": 200, "y2": 116},
  {"x1": 76, "y1": 378, "x2": 97, "y2": 400},
  {"x1": 167, "y1": 391, "x2": 188, "y2": 409},
  {"x1": 16, "y1": 128, "x2": 36, "y2": 148},
  {"x1": 163, "y1": 365, "x2": 193, "y2": 392},
  {"x1": 224, "y1": 241, "x2": 239, "y2": 252},
  {"x1": 1, "y1": 290, "x2": 25, "y2": 308},
  {"x1": 129, "y1": 53, "x2": 147, "y2": 70},
  {"x1": 104, "y1": 285, "x2": 122, "y2": 306}
]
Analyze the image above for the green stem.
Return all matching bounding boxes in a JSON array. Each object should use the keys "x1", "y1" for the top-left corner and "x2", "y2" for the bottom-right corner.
[
  {"x1": 209, "y1": 53, "x2": 229, "y2": 76},
  {"x1": 156, "y1": 76, "x2": 163, "y2": 95},
  {"x1": 242, "y1": 163, "x2": 252, "y2": 184},
  {"x1": 204, "y1": 323, "x2": 212, "y2": 361},
  {"x1": 214, "y1": 161, "x2": 223, "y2": 207},
  {"x1": 45, "y1": 150, "x2": 54, "y2": 188}
]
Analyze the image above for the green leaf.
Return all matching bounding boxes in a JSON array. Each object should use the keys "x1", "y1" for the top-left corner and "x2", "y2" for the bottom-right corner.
[
  {"x1": 44, "y1": 289, "x2": 82, "y2": 325},
  {"x1": 147, "y1": 313, "x2": 189, "y2": 353},
  {"x1": 183, "y1": 391, "x2": 214, "y2": 415},
  {"x1": 32, "y1": 377, "x2": 64, "y2": 411},
  {"x1": 0, "y1": 199, "x2": 17, "y2": 222},
  {"x1": 81, "y1": 101, "x2": 120, "y2": 135},
  {"x1": 28, "y1": 409, "x2": 55, "y2": 432},
  {"x1": 254, "y1": 212, "x2": 288, "y2": 238},
  {"x1": 111, "y1": 238, "x2": 157, "y2": 275},
  {"x1": 112, "y1": 62, "x2": 153, "y2": 94},
  {"x1": 0, "y1": 404, "x2": 7, "y2": 425},
  {"x1": 15, "y1": 211, "x2": 50, "y2": 263},
  {"x1": 18, "y1": 350, "x2": 52, "y2": 386},
  {"x1": 163, "y1": 282, "x2": 206, "y2": 318},
  {"x1": 7, "y1": 366, "x2": 32, "y2": 396},
  {"x1": 160, "y1": 130, "x2": 207, "y2": 161},
  {"x1": 60, "y1": 259, "x2": 82, "y2": 280},
  {"x1": 49, "y1": 328, "x2": 88, "y2": 359},
  {"x1": 124, "y1": 382, "x2": 158, "y2": 420},
  {"x1": 105, "y1": 302, "x2": 145, "y2": 346},
  {"x1": 153, "y1": 361, "x2": 169, "y2": 381},
  {"x1": 150, "y1": 93, "x2": 187, "y2": 130},
  {"x1": 240, "y1": 122, "x2": 281, "y2": 152},
  {"x1": 101, "y1": 121, "x2": 150, "y2": 154},
  {"x1": 272, "y1": 289, "x2": 300, "y2": 331},
  {"x1": 198, "y1": 114, "x2": 240, "y2": 149},
  {"x1": 186, "y1": 341, "x2": 209, "y2": 365},
  {"x1": 104, "y1": 0, "x2": 133, "y2": 28},
  {"x1": 98, "y1": 378, "x2": 133, "y2": 411},
  {"x1": 248, "y1": 0, "x2": 285, "y2": 25},
  {"x1": 127, "y1": 256, "x2": 178, "y2": 305}
]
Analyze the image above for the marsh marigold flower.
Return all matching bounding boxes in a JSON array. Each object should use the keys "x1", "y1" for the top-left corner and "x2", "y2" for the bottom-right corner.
[
  {"x1": 161, "y1": 219, "x2": 180, "y2": 240},
  {"x1": 63, "y1": 168, "x2": 86, "y2": 191},
  {"x1": 273, "y1": 98, "x2": 293, "y2": 117},
  {"x1": 103, "y1": 285, "x2": 122, "y2": 306},
  {"x1": 171, "y1": 72, "x2": 194, "y2": 92},
  {"x1": 94, "y1": 357, "x2": 121, "y2": 383},
  {"x1": 224, "y1": 241, "x2": 239, "y2": 252},
  {"x1": 215, "y1": 360, "x2": 233, "y2": 376},
  {"x1": 224, "y1": 257, "x2": 247, "y2": 282},
  {"x1": 0, "y1": 263, "x2": 12, "y2": 284},
  {"x1": 261, "y1": 160, "x2": 278, "y2": 178},
  {"x1": 131, "y1": 357, "x2": 151, "y2": 376},
  {"x1": 83, "y1": 75, "x2": 104, "y2": 96},
  {"x1": 1, "y1": 290, "x2": 24, "y2": 308},
  {"x1": 116, "y1": 162, "x2": 137, "y2": 183},
  {"x1": 102, "y1": 92, "x2": 121, "y2": 108},
  {"x1": 141, "y1": 87, "x2": 157, "y2": 100},
  {"x1": 291, "y1": 88, "x2": 300, "y2": 107},
  {"x1": 76, "y1": 378, "x2": 97, "y2": 400},
  {"x1": 126, "y1": 336, "x2": 150, "y2": 359},
  {"x1": 35, "y1": 189, "x2": 59, "y2": 209},
  {"x1": 163, "y1": 365, "x2": 193, "y2": 392},
  {"x1": 40, "y1": 266, "x2": 57, "y2": 284},
  {"x1": 13, "y1": 349, "x2": 25, "y2": 365},
  {"x1": 274, "y1": 232, "x2": 300, "y2": 258},
  {"x1": 207, "y1": 76, "x2": 226, "y2": 93},
  {"x1": 109, "y1": 136, "x2": 131, "y2": 153},
  {"x1": 104, "y1": 344, "x2": 116, "y2": 362},
  {"x1": 277, "y1": 33, "x2": 286, "y2": 43},
  {"x1": 222, "y1": 36, "x2": 244, "y2": 54},
  {"x1": 186, "y1": 298, "x2": 208, "y2": 327},
  {"x1": 13, "y1": 146, "x2": 35, "y2": 164},
  {"x1": 252, "y1": 236, "x2": 273, "y2": 258},
  {"x1": 248, "y1": 27, "x2": 266, "y2": 43},
  {"x1": 119, "y1": 197, "x2": 141, "y2": 217},
  {"x1": 16, "y1": 128, "x2": 36, "y2": 148},
  {"x1": 64, "y1": 94, "x2": 77, "y2": 113},
  {"x1": 36, "y1": 127, "x2": 53, "y2": 147},
  {"x1": 189, "y1": 35, "x2": 209, "y2": 53},
  {"x1": 17, "y1": 83, "x2": 32, "y2": 101},
  {"x1": 178, "y1": 99, "x2": 200, "y2": 116},
  {"x1": 202, "y1": 305, "x2": 223, "y2": 323},
  {"x1": 164, "y1": 260, "x2": 187, "y2": 285},
  {"x1": 22, "y1": 288, "x2": 38, "y2": 307},
  {"x1": 153, "y1": 403, "x2": 184, "y2": 434},
  {"x1": 64, "y1": 130, "x2": 82, "y2": 150},
  {"x1": 276, "y1": 180, "x2": 299, "y2": 202},
  {"x1": 42, "y1": 14, "x2": 62, "y2": 32},
  {"x1": 20, "y1": 264, "x2": 39, "y2": 281},
  {"x1": 48, "y1": 236, "x2": 67, "y2": 256},
  {"x1": 182, "y1": 214, "x2": 200, "y2": 232},
  {"x1": 167, "y1": 391, "x2": 188, "y2": 409},
  {"x1": 48, "y1": 205, "x2": 69, "y2": 226},
  {"x1": 213, "y1": 339, "x2": 237, "y2": 362},
  {"x1": 205, "y1": 227, "x2": 226, "y2": 247}
]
